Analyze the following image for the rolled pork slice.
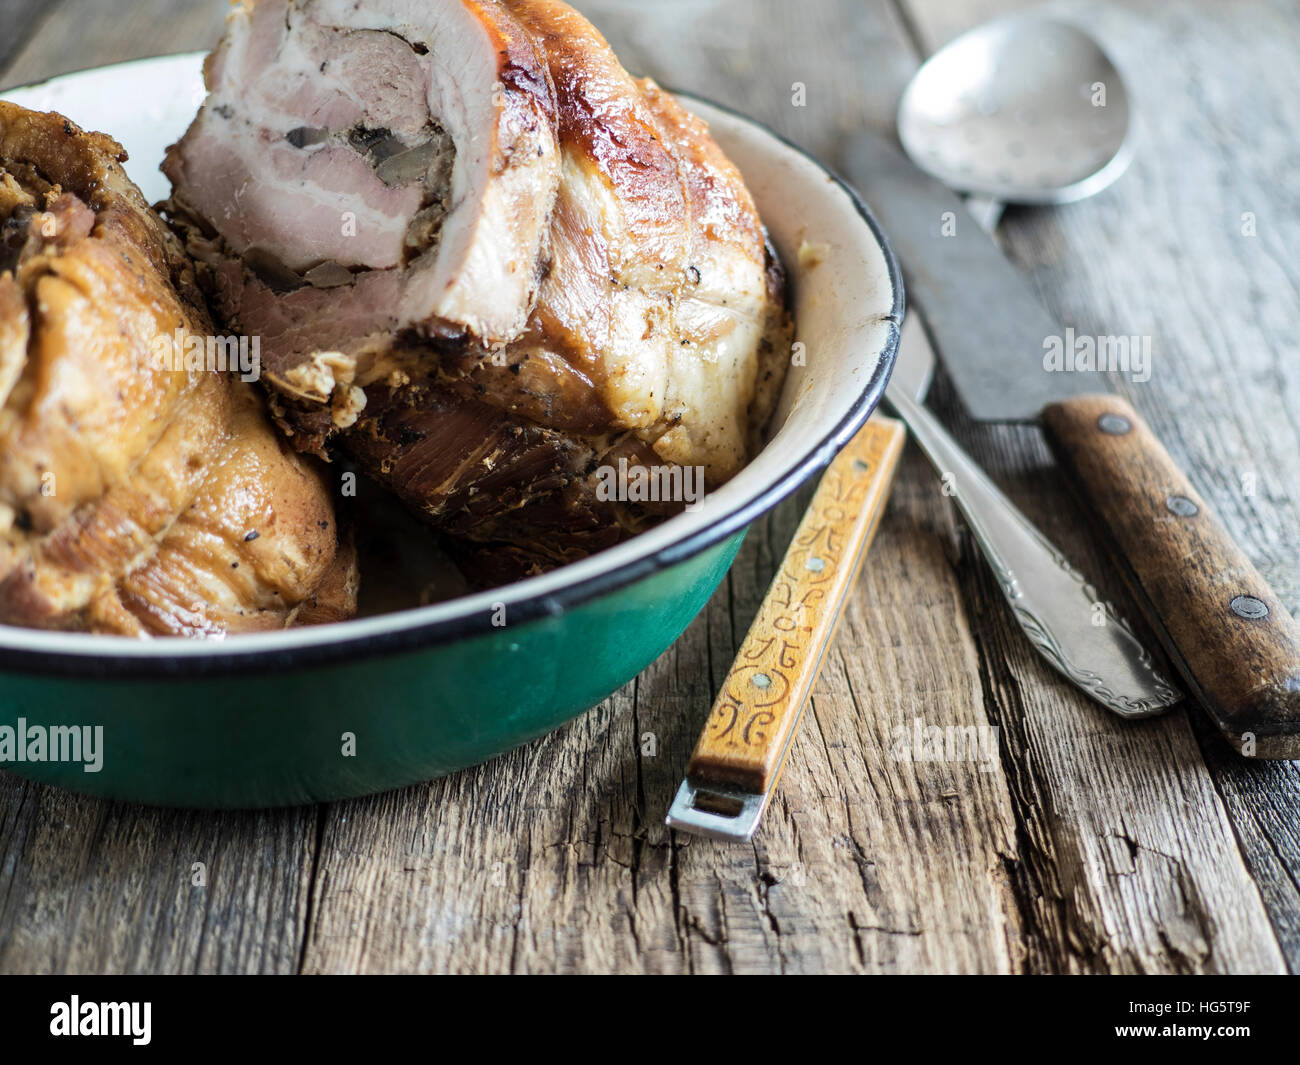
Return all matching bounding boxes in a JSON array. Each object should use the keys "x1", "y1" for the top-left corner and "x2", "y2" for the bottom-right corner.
[
  {"x1": 163, "y1": 0, "x2": 560, "y2": 362},
  {"x1": 0, "y1": 102, "x2": 358, "y2": 636}
]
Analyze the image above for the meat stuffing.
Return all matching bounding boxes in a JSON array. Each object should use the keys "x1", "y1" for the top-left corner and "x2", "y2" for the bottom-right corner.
[
  {"x1": 165, "y1": 0, "x2": 792, "y2": 576},
  {"x1": 0, "y1": 102, "x2": 358, "y2": 636}
]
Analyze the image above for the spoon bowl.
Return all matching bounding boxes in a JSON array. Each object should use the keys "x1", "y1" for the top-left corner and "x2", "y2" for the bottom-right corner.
[{"x1": 898, "y1": 15, "x2": 1134, "y2": 205}]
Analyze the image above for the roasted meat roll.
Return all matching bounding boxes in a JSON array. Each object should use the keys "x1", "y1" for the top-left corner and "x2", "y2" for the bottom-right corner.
[
  {"x1": 165, "y1": 0, "x2": 791, "y2": 575},
  {"x1": 0, "y1": 102, "x2": 358, "y2": 636}
]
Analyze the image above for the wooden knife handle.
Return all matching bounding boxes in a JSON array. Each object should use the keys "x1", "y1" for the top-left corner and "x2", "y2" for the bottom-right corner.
[
  {"x1": 685, "y1": 414, "x2": 906, "y2": 794},
  {"x1": 1042, "y1": 394, "x2": 1300, "y2": 758}
]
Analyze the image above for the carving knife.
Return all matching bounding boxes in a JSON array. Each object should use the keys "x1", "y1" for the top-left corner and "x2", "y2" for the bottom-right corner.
[{"x1": 846, "y1": 128, "x2": 1300, "y2": 758}]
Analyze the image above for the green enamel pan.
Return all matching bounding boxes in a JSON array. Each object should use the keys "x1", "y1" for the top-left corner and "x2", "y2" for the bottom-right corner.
[{"x1": 0, "y1": 54, "x2": 902, "y2": 807}]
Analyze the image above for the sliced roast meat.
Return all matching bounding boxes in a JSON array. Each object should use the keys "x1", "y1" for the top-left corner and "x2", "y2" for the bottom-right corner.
[
  {"x1": 163, "y1": 0, "x2": 560, "y2": 359},
  {"x1": 166, "y1": 0, "x2": 793, "y2": 577},
  {"x1": 0, "y1": 102, "x2": 357, "y2": 636}
]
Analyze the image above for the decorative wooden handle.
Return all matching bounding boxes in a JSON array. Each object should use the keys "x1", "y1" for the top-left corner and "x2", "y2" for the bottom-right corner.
[
  {"x1": 685, "y1": 415, "x2": 906, "y2": 794},
  {"x1": 1042, "y1": 394, "x2": 1300, "y2": 758}
]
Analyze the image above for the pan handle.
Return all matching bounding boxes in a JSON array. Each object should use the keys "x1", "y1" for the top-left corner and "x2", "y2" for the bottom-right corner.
[{"x1": 666, "y1": 414, "x2": 905, "y2": 841}]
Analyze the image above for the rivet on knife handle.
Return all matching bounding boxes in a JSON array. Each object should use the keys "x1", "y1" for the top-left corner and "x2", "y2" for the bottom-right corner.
[
  {"x1": 666, "y1": 415, "x2": 906, "y2": 841},
  {"x1": 1042, "y1": 394, "x2": 1300, "y2": 758}
]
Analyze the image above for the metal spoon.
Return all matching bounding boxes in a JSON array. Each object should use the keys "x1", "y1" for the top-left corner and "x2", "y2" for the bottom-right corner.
[{"x1": 898, "y1": 13, "x2": 1135, "y2": 228}]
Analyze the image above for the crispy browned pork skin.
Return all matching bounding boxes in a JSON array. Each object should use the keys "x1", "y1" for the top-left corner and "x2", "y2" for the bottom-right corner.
[
  {"x1": 0, "y1": 102, "x2": 358, "y2": 636},
  {"x1": 165, "y1": 0, "x2": 791, "y2": 576}
]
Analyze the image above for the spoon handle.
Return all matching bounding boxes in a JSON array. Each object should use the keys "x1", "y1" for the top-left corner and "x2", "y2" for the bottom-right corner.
[{"x1": 666, "y1": 414, "x2": 905, "y2": 841}]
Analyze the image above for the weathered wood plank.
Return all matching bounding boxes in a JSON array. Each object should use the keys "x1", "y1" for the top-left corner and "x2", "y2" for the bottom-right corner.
[
  {"x1": 0, "y1": 0, "x2": 57, "y2": 79},
  {"x1": 0, "y1": 774, "x2": 315, "y2": 973},
  {"x1": 0, "y1": 0, "x2": 225, "y2": 90}
]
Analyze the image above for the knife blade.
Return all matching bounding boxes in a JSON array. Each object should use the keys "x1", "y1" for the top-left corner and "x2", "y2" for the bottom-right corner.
[{"x1": 846, "y1": 128, "x2": 1300, "y2": 758}]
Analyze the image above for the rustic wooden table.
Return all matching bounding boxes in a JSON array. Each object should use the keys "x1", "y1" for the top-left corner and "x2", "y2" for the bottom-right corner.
[{"x1": 1, "y1": 0, "x2": 1298, "y2": 975}]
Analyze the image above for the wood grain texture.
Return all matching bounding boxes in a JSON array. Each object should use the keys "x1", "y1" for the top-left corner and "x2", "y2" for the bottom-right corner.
[
  {"x1": 0, "y1": 0, "x2": 54, "y2": 80},
  {"x1": 0, "y1": 775, "x2": 315, "y2": 973},
  {"x1": 0, "y1": 0, "x2": 227, "y2": 90},
  {"x1": 1043, "y1": 392, "x2": 1300, "y2": 757},
  {"x1": 0, "y1": 0, "x2": 1297, "y2": 975},
  {"x1": 685, "y1": 416, "x2": 905, "y2": 797}
]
